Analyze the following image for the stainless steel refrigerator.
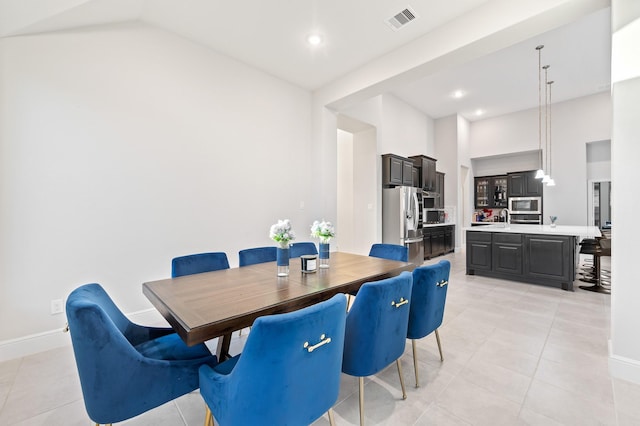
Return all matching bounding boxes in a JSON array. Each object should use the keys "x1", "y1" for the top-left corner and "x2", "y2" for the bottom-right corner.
[{"x1": 382, "y1": 186, "x2": 424, "y2": 265}]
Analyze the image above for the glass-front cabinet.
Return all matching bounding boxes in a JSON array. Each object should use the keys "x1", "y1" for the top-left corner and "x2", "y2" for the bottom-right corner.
[
  {"x1": 492, "y1": 176, "x2": 508, "y2": 208},
  {"x1": 475, "y1": 175, "x2": 508, "y2": 209},
  {"x1": 475, "y1": 177, "x2": 490, "y2": 208}
]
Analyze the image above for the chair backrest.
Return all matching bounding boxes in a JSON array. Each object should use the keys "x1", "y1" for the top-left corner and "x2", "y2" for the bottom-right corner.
[
  {"x1": 368, "y1": 243, "x2": 409, "y2": 262},
  {"x1": 289, "y1": 242, "x2": 318, "y2": 258},
  {"x1": 407, "y1": 260, "x2": 451, "y2": 340},
  {"x1": 208, "y1": 294, "x2": 347, "y2": 425},
  {"x1": 66, "y1": 283, "x2": 214, "y2": 424},
  {"x1": 342, "y1": 271, "x2": 413, "y2": 377},
  {"x1": 171, "y1": 252, "x2": 230, "y2": 277},
  {"x1": 238, "y1": 246, "x2": 277, "y2": 267}
]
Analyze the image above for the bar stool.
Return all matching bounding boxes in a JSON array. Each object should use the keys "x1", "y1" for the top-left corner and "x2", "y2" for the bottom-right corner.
[{"x1": 578, "y1": 237, "x2": 611, "y2": 294}]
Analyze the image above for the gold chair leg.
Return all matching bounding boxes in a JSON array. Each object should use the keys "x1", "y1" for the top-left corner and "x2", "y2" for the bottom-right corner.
[
  {"x1": 435, "y1": 328, "x2": 444, "y2": 361},
  {"x1": 396, "y1": 359, "x2": 407, "y2": 400},
  {"x1": 412, "y1": 339, "x2": 420, "y2": 388},
  {"x1": 347, "y1": 294, "x2": 353, "y2": 311},
  {"x1": 328, "y1": 408, "x2": 336, "y2": 426},
  {"x1": 359, "y1": 376, "x2": 365, "y2": 426},
  {"x1": 204, "y1": 406, "x2": 214, "y2": 426}
]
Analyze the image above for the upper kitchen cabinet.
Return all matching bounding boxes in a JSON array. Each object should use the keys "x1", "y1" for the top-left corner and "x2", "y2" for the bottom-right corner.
[
  {"x1": 409, "y1": 155, "x2": 437, "y2": 192},
  {"x1": 507, "y1": 171, "x2": 543, "y2": 197},
  {"x1": 382, "y1": 154, "x2": 414, "y2": 187},
  {"x1": 435, "y1": 172, "x2": 445, "y2": 208},
  {"x1": 475, "y1": 175, "x2": 508, "y2": 209}
]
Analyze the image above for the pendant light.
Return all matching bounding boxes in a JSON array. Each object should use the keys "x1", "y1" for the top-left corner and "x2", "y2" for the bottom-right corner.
[
  {"x1": 541, "y1": 64, "x2": 551, "y2": 184},
  {"x1": 546, "y1": 78, "x2": 555, "y2": 186},
  {"x1": 534, "y1": 45, "x2": 545, "y2": 179}
]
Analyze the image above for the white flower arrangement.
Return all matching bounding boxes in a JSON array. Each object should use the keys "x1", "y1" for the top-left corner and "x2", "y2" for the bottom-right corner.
[
  {"x1": 310, "y1": 220, "x2": 335, "y2": 244},
  {"x1": 270, "y1": 219, "x2": 296, "y2": 248}
]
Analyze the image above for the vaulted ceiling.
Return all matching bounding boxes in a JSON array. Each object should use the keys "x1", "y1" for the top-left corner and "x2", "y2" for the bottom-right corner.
[{"x1": 0, "y1": 0, "x2": 611, "y2": 121}]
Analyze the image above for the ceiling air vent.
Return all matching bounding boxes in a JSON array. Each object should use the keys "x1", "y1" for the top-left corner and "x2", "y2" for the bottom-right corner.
[{"x1": 386, "y1": 6, "x2": 418, "y2": 31}]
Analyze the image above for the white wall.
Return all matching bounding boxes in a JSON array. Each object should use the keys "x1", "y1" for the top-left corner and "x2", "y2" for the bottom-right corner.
[
  {"x1": 610, "y1": 0, "x2": 640, "y2": 384},
  {"x1": 351, "y1": 128, "x2": 378, "y2": 255},
  {"x1": 0, "y1": 23, "x2": 314, "y2": 349},
  {"x1": 469, "y1": 92, "x2": 611, "y2": 225},
  {"x1": 338, "y1": 94, "x2": 434, "y2": 243},
  {"x1": 586, "y1": 140, "x2": 612, "y2": 181},
  {"x1": 379, "y1": 94, "x2": 434, "y2": 157},
  {"x1": 471, "y1": 151, "x2": 540, "y2": 177},
  {"x1": 336, "y1": 130, "x2": 354, "y2": 252},
  {"x1": 434, "y1": 116, "x2": 459, "y2": 242},
  {"x1": 336, "y1": 127, "x2": 377, "y2": 255}
]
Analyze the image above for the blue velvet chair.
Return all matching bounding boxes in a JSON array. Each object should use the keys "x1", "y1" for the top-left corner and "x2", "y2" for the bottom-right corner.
[
  {"x1": 342, "y1": 271, "x2": 413, "y2": 425},
  {"x1": 368, "y1": 243, "x2": 409, "y2": 262},
  {"x1": 289, "y1": 241, "x2": 318, "y2": 258},
  {"x1": 199, "y1": 294, "x2": 347, "y2": 426},
  {"x1": 347, "y1": 243, "x2": 410, "y2": 308},
  {"x1": 171, "y1": 252, "x2": 230, "y2": 277},
  {"x1": 407, "y1": 260, "x2": 451, "y2": 387},
  {"x1": 238, "y1": 246, "x2": 277, "y2": 267},
  {"x1": 66, "y1": 283, "x2": 217, "y2": 425}
]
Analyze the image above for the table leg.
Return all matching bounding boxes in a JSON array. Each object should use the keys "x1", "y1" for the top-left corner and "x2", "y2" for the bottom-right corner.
[{"x1": 216, "y1": 333, "x2": 232, "y2": 361}]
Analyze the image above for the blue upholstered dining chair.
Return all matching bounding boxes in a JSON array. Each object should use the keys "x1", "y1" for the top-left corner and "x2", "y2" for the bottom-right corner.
[
  {"x1": 171, "y1": 252, "x2": 230, "y2": 277},
  {"x1": 199, "y1": 294, "x2": 347, "y2": 426},
  {"x1": 347, "y1": 243, "x2": 410, "y2": 308},
  {"x1": 342, "y1": 271, "x2": 413, "y2": 426},
  {"x1": 66, "y1": 283, "x2": 217, "y2": 425},
  {"x1": 407, "y1": 260, "x2": 451, "y2": 387},
  {"x1": 238, "y1": 246, "x2": 277, "y2": 266},
  {"x1": 368, "y1": 243, "x2": 409, "y2": 262},
  {"x1": 289, "y1": 241, "x2": 318, "y2": 258}
]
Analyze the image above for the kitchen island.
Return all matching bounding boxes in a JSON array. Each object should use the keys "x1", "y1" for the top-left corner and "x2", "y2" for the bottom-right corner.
[{"x1": 466, "y1": 224, "x2": 601, "y2": 291}]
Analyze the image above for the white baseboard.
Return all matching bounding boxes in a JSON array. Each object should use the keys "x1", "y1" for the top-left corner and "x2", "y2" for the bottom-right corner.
[
  {"x1": 0, "y1": 308, "x2": 167, "y2": 363},
  {"x1": 609, "y1": 340, "x2": 640, "y2": 386}
]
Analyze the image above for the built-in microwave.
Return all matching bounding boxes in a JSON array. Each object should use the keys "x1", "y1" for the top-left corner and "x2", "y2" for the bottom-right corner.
[
  {"x1": 508, "y1": 197, "x2": 542, "y2": 214},
  {"x1": 425, "y1": 209, "x2": 445, "y2": 224}
]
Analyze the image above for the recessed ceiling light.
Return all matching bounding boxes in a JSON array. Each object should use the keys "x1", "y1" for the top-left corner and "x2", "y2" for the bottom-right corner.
[
  {"x1": 452, "y1": 90, "x2": 466, "y2": 99},
  {"x1": 474, "y1": 109, "x2": 484, "y2": 116},
  {"x1": 307, "y1": 34, "x2": 323, "y2": 46}
]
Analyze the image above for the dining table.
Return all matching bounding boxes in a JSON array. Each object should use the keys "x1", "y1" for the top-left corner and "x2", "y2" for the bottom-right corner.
[{"x1": 143, "y1": 251, "x2": 414, "y2": 359}]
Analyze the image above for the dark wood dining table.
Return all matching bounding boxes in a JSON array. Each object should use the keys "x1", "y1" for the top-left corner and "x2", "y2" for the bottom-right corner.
[{"x1": 143, "y1": 251, "x2": 414, "y2": 358}]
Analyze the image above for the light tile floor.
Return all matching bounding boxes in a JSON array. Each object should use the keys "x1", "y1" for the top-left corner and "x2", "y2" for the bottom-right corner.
[{"x1": 2, "y1": 250, "x2": 639, "y2": 425}]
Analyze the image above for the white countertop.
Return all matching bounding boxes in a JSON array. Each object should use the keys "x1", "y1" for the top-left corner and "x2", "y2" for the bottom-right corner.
[
  {"x1": 423, "y1": 223, "x2": 455, "y2": 228},
  {"x1": 465, "y1": 224, "x2": 601, "y2": 239}
]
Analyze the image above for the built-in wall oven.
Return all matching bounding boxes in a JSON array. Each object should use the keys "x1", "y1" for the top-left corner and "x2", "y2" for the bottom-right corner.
[{"x1": 508, "y1": 196, "x2": 542, "y2": 224}]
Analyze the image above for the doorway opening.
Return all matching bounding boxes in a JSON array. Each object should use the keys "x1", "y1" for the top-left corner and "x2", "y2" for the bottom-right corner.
[{"x1": 336, "y1": 115, "x2": 377, "y2": 255}]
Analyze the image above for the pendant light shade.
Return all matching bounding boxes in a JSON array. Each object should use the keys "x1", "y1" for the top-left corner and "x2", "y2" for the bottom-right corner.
[{"x1": 535, "y1": 45, "x2": 545, "y2": 179}]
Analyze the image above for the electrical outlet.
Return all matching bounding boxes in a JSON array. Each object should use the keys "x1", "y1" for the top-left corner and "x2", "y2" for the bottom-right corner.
[{"x1": 50, "y1": 299, "x2": 63, "y2": 315}]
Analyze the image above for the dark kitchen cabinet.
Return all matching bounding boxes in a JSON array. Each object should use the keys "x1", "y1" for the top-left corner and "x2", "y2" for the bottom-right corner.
[
  {"x1": 423, "y1": 233, "x2": 432, "y2": 259},
  {"x1": 431, "y1": 229, "x2": 445, "y2": 257},
  {"x1": 492, "y1": 234, "x2": 523, "y2": 275},
  {"x1": 475, "y1": 175, "x2": 507, "y2": 209},
  {"x1": 444, "y1": 225, "x2": 454, "y2": 252},
  {"x1": 466, "y1": 231, "x2": 492, "y2": 271},
  {"x1": 382, "y1": 154, "x2": 413, "y2": 187},
  {"x1": 409, "y1": 155, "x2": 437, "y2": 192},
  {"x1": 466, "y1": 230, "x2": 576, "y2": 290},
  {"x1": 423, "y1": 225, "x2": 455, "y2": 260},
  {"x1": 507, "y1": 171, "x2": 543, "y2": 197},
  {"x1": 412, "y1": 167, "x2": 420, "y2": 188},
  {"x1": 474, "y1": 177, "x2": 490, "y2": 208},
  {"x1": 435, "y1": 172, "x2": 445, "y2": 208},
  {"x1": 523, "y1": 234, "x2": 573, "y2": 283}
]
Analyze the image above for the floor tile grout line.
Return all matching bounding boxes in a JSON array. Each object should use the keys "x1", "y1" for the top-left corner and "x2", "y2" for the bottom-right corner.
[{"x1": 513, "y1": 284, "x2": 559, "y2": 421}]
